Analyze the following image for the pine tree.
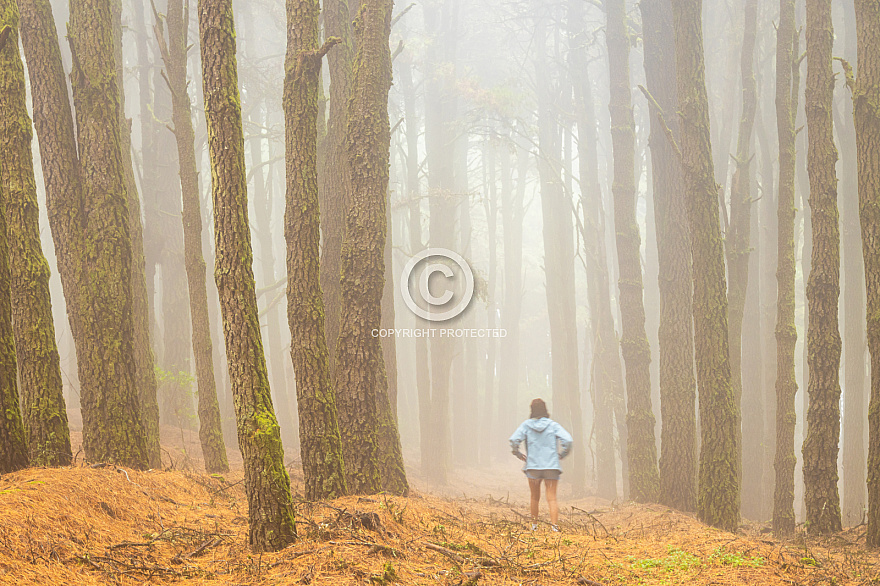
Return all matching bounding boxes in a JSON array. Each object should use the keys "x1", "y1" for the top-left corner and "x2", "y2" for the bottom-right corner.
[
  {"x1": 334, "y1": 0, "x2": 408, "y2": 496},
  {"x1": 68, "y1": 0, "x2": 150, "y2": 468},
  {"x1": 319, "y1": 0, "x2": 353, "y2": 371},
  {"x1": 283, "y1": 0, "x2": 348, "y2": 501},
  {"x1": 153, "y1": 0, "x2": 228, "y2": 473},
  {"x1": 802, "y1": 0, "x2": 843, "y2": 535},
  {"x1": 0, "y1": 25, "x2": 28, "y2": 474},
  {"x1": 0, "y1": 0, "x2": 71, "y2": 467},
  {"x1": 198, "y1": 0, "x2": 296, "y2": 550},
  {"x1": 606, "y1": 0, "x2": 660, "y2": 503},
  {"x1": 670, "y1": 0, "x2": 740, "y2": 532},
  {"x1": 772, "y1": 0, "x2": 800, "y2": 537},
  {"x1": 640, "y1": 0, "x2": 697, "y2": 512},
  {"x1": 723, "y1": 0, "x2": 757, "y2": 511},
  {"x1": 852, "y1": 0, "x2": 880, "y2": 548}
]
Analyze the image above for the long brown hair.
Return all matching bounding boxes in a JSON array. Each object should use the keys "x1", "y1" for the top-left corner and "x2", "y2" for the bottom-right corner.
[{"x1": 530, "y1": 398, "x2": 549, "y2": 419}]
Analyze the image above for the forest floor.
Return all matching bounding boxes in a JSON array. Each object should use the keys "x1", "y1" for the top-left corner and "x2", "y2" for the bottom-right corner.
[{"x1": 0, "y1": 428, "x2": 877, "y2": 585}]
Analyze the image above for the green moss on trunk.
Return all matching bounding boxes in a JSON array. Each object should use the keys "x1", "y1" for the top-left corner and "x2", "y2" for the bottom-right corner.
[
  {"x1": 335, "y1": 0, "x2": 408, "y2": 496},
  {"x1": 802, "y1": 0, "x2": 843, "y2": 535},
  {"x1": 0, "y1": 0, "x2": 71, "y2": 467},
  {"x1": 772, "y1": 0, "x2": 800, "y2": 537},
  {"x1": 670, "y1": 0, "x2": 740, "y2": 532},
  {"x1": 283, "y1": 0, "x2": 348, "y2": 501},
  {"x1": 198, "y1": 0, "x2": 296, "y2": 550},
  {"x1": 853, "y1": 0, "x2": 880, "y2": 548}
]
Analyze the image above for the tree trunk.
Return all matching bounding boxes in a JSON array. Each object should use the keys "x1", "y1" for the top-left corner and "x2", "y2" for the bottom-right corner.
[
  {"x1": 723, "y1": 0, "x2": 757, "y2": 517},
  {"x1": 0, "y1": 20, "x2": 27, "y2": 472},
  {"x1": 319, "y1": 0, "x2": 353, "y2": 371},
  {"x1": 670, "y1": 0, "x2": 740, "y2": 532},
  {"x1": 153, "y1": 0, "x2": 228, "y2": 473},
  {"x1": 535, "y1": 15, "x2": 584, "y2": 492},
  {"x1": 335, "y1": 0, "x2": 408, "y2": 496},
  {"x1": 606, "y1": 0, "x2": 660, "y2": 503},
  {"x1": 773, "y1": 0, "x2": 799, "y2": 536},
  {"x1": 570, "y1": 2, "x2": 623, "y2": 498},
  {"x1": 398, "y1": 54, "x2": 432, "y2": 474},
  {"x1": 198, "y1": 0, "x2": 296, "y2": 550},
  {"x1": 283, "y1": 0, "x2": 348, "y2": 501},
  {"x1": 852, "y1": 0, "x2": 880, "y2": 548},
  {"x1": 0, "y1": 0, "x2": 71, "y2": 467},
  {"x1": 422, "y1": 0, "x2": 457, "y2": 487},
  {"x1": 68, "y1": 0, "x2": 150, "y2": 468},
  {"x1": 802, "y1": 0, "x2": 843, "y2": 535},
  {"x1": 838, "y1": 3, "x2": 867, "y2": 529},
  {"x1": 640, "y1": 0, "x2": 697, "y2": 513}
]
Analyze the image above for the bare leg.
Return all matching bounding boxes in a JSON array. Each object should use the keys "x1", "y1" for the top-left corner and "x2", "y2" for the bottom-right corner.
[
  {"x1": 528, "y1": 478, "x2": 542, "y2": 523},
  {"x1": 545, "y1": 479, "x2": 559, "y2": 526}
]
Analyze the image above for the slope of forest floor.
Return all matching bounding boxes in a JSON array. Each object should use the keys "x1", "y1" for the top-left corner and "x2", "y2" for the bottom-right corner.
[{"x1": 0, "y1": 459, "x2": 878, "y2": 585}]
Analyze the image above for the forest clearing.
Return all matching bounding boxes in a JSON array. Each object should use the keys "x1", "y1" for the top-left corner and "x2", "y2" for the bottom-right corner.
[{"x1": 1, "y1": 454, "x2": 878, "y2": 585}]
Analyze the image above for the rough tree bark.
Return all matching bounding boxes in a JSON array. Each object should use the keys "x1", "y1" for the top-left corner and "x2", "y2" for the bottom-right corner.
[
  {"x1": 68, "y1": 0, "x2": 150, "y2": 467},
  {"x1": 319, "y1": 0, "x2": 353, "y2": 372},
  {"x1": 198, "y1": 0, "x2": 296, "y2": 550},
  {"x1": 773, "y1": 0, "x2": 800, "y2": 537},
  {"x1": 640, "y1": 0, "x2": 697, "y2": 512},
  {"x1": 335, "y1": 0, "x2": 408, "y2": 496},
  {"x1": 153, "y1": 0, "x2": 228, "y2": 473},
  {"x1": 0, "y1": 19, "x2": 27, "y2": 472},
  {"x1": 606, "y1": 0, "x2": 660, "y2": 502},
  {"x1": 802, "y1": 0, "x2": 843, "y2": 535},
  {"x1": 852, "y1": 0, "x2": 880, "y2": 548},
  {"x1": 0, "y1": 0, "x2": 71, "y2": 467},
  {"x1": 670, "y1": 0, "x2": 740, "y2": 532},
  {"x1": 283, "y1": 0, "x2": 348, "y2": 501}
]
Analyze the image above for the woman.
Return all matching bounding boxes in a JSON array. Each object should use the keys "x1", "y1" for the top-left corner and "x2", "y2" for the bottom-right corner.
[{"x1": 509, "y1": 398, "x2": 572, "y2": 531}]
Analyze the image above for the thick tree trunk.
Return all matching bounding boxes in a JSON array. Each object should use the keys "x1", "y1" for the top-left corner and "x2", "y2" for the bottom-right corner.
[
  {"x1": 0, "y1": 198, "x2": 26, "y2": 473},
  {"x1": 640, "y1": 0, "x2": 697, "y2": 513},
  {"x1": 283, "y1": 0, "x2": 348, "y2": 501},
  {"x1": 670, "y1": 0, "x2": 740, "y2": 532},
  {"x1": 606, "y1": 0, "x2": 660, "y2": 503},
  {"x1": 852, "y1": 0, "x2": 880, "y2": 548},
  {"x1": 67, "y1": 0, "x2": 150, "y2": 468},
  {"x1": 335, "y1": 0, "x2": 408, "y2": 496},
  {"x1": 153, "y1": 0, "x2": 228, "y2": 473},
  {"x1": 0, "y1": 24, "x2": 27, "y2": 472},
  {"x1": 0, "y1": 0, "x2": 71, "y2": 467},
  {"x1": 802, "y1": 0, "x2": 843, "y2": 535},
  {"x1": 772, "y1": 0, "x2": 800, "y2": 536},
  {"x1": 198, "y1": 0, "x2": 296, "y2": 550}
]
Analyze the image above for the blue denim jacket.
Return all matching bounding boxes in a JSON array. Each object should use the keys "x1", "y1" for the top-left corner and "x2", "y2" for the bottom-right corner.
[{"x1": 509, "y1": 417, "x2": 573, "y2": 472}]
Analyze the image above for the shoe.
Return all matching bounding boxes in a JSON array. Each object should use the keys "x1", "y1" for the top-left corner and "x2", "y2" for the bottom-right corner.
[{"x1": 551, "y1": 524, "x2": 560, "y2": 532}]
